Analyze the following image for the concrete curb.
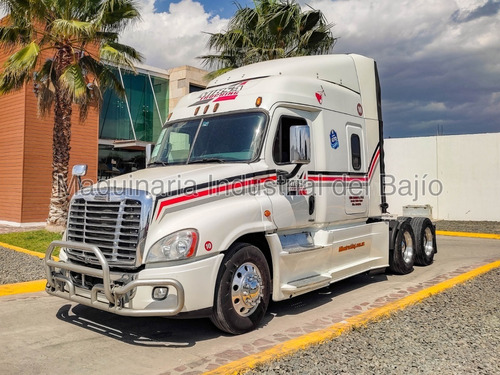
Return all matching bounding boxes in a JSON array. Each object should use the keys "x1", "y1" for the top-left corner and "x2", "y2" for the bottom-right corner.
[
  {"x1": 0, "y1": 279, "x2": 47, "y2": 297},
  {"x1": 0, "y1": 241, "x2": 46, "y2": 259},
  {"x1": 436, "y1": 231, "x2": 500, "y2": 240},
  {"x1": 204, "y1": 259, "x2": 500, "y2": 375}
]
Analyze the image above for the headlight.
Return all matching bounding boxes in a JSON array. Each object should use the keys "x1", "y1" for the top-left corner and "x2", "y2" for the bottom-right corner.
[{"x1": 146, "y1": 229, "x2": 198, "y2": 263}]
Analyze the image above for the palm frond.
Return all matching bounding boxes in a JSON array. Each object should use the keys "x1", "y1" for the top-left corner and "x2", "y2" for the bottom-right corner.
[
  {"x1": 199, "y1": 0, "x2": 337, "y2": 72},
  {"x1": 0, "y1": 24, "x2": 32, "y2": 47},
  {"x1": 36, "y1": 81, "x2": 55, "y2": 117},
  {"x1": 80, "y1": 55, "x2": 125, "y2": 98},
  {"x1": 100, "y1": 41, "x2": 143, "y2": 71},
  {"x1": 0, "y1": 70, "x2": 29, "y2": 94},
  {"x1": 95, "y1": 0, "x2": 141, "y2": 32},
  {"x1": 59, "y1": 63, "x2": 87, "y2": 101},
  {"x1": 3, "y1": 41, "x2": 40, "y2": 79},
  {"x1": 51, "y1": 19, "x2": 95, "y2": 40}
]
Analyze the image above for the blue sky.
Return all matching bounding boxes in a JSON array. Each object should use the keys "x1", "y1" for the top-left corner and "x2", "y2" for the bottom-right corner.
[{"x1": 154, "y1": 0, "x2": 255, "y2": 18}]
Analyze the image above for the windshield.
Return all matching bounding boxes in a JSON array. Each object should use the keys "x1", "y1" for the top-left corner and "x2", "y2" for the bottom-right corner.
[{"x1": 149, "y1": 112, "x2": 267, "y2": 165}]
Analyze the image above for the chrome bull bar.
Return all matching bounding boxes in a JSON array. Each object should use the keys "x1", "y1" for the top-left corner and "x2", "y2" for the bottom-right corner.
[{"x1": 44, "y1": 241, "x2": 185, "y2": 317}]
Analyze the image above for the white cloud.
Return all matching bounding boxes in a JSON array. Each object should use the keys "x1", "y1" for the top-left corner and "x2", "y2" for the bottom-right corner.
[
  {"x1": 423, "y1": 102, "x2": 447, "y2": 112},
  {"x1": 119, "y1": 0, "x2": 228, "y2": 70}
]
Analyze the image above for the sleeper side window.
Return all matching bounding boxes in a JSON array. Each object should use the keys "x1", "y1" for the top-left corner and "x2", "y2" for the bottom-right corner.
[
  {"x1": 273, "y1": 116, "x2": 307, "y2": 164},
  {"x1": 351, "y1": 134, "x2": 361, "y2": 170}
]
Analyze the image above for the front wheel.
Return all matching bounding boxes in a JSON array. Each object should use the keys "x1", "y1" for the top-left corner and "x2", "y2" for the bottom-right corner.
[{"x1": 210, "y1": 243, "x2": 271, "y2": 334}]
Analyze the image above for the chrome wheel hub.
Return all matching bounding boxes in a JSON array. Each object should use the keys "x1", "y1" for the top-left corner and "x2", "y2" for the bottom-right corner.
[
  {"x1": 402, "y1": 231, "x2": 414, "y2": 265},
  {"x1": 231, "y1": 262, "x2": 263, "y2": 317},
  {"x1": 424, "y1": 227, "x2": 434, "y2": 257}
]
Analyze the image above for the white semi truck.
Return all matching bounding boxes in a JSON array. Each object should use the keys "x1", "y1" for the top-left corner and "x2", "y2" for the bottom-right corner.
[{"x1": 45, "y1": 54, "x2": 437, "y2": 334}]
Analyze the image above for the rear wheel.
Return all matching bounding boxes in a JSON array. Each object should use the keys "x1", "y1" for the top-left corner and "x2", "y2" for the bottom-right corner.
[
  {"x1": 210, "y1": 242, "x2": 270, "y2": 334},
  {"x1": 411, "y1": 217, "x2": 436, "y2": 266},
  {"x1": 389, "y1": 221, "x2": 416, "y2": 275}
]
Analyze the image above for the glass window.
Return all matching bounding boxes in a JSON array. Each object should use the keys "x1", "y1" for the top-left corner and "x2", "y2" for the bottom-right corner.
[
  {"x1": 99, "y1": 68, "x2": 169, "y2": 143},
  {"x1": 149, "y1": 112, "x2": 267, "y2": 165},
  {"x1": 351, "y1": 134, "x2": 361, "y2": 170},
  {"x1": 98, "y1": 145, "x2": 146, "y2": 180},
  {"x1": 151, "y1": 119, "x2": 200, "y2": 164},
  {"x1": 273, "y1": 116, "x2": 307, "y2": 164},
  {"x1": 189, "y1": 84, "x2": 205, "y2": 93}
]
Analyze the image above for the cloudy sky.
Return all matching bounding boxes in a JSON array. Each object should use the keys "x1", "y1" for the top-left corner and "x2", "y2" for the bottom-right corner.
[{"x1": 2, "y1": 0, "x2": 499, "y2": 137}]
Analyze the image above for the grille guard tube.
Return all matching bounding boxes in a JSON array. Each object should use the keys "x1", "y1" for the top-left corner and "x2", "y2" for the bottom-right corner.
[{"x1": 44, "y1": 241, "x2": 185, "y2": 317}]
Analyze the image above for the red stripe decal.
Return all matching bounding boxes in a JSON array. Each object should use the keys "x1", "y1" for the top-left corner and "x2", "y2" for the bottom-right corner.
[
  {"x1": 156, "y1": 175, "x2": 276, "y2": 220},
  {"x1": 308, "y1": 148, "x2": 380, "y2": 183},
  {"x1": 213, "y1": 95, "x2": 238, "y2": 102}
]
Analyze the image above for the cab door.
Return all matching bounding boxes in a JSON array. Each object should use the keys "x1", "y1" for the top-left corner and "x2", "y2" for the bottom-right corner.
[{"x1": 267, "y1": 108, "x2": 316, "y2": 229}]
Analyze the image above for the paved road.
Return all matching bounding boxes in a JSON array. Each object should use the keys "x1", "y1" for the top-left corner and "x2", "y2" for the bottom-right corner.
[{"x1": 0, "y1": 236, "x2": 498, "y2": 375}]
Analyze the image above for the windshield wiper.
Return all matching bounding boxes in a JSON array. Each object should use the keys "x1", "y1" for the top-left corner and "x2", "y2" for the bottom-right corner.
[
  {"x1": 188, "y1": 158, "x2": 226, "y2": 164},
  {"x1": 148, "y1": 161, "x2": 167, "y2": 167}
]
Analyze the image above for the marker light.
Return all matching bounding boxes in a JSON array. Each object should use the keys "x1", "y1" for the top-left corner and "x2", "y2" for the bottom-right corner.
[
  {"x1": 256, "y1": 97, "x2": 263, "y2": 107},
  {"x1": 213, "y1": 103, "x2": 220, "y2": 112},
  {"x1": 203, "y1": 105, "x2": 209, "y2": 114},
  {"x1": 194, "y1": 106, "x2": 200, "y2": 116},
  {"x1": 167, "y1": 112, "x2": 173, "y2": 121}
]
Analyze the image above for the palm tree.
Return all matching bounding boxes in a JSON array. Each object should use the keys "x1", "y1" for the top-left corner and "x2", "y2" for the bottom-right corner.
[
  {"x1": 199, "y1": 0, "x2": 337, "y2": 78},
  {"x1": 0, "y1": 0, "x2": 142, "y2": 231}
]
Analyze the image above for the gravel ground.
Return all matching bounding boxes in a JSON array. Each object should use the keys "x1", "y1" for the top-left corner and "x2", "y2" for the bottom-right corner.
[
  {"x1": 246, "y1": 267, "x2": 500, "y2": 375},
  {"x1": 435, "y1": 220, "x2": 500, "y2": 234},
  {"x1": 0, "y1": 247, "x2": 46, "y2": 285}
]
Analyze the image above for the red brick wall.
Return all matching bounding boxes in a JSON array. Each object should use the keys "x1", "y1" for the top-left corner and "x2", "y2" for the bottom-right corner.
[
  {"x1": 0, "y1": 25, "x2": 99, "y2": 224},
  {"x1": 0, "y1": 47, "x2": 26, "y2": 222}
]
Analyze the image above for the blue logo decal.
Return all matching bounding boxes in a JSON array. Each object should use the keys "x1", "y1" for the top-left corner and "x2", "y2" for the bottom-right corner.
[{"x1": 330, "y1": 130, "x2": 339, "y2": 149}]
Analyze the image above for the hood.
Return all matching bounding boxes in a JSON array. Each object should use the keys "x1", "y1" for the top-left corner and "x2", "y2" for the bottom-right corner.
[{"x1": 84, "y1": 163, "x2": 263, "y2": 198}]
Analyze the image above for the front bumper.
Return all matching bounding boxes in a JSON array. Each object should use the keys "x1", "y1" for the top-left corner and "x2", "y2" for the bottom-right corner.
[{"x1": 44, "y1": 241, "x2": 185, "y2": 317}]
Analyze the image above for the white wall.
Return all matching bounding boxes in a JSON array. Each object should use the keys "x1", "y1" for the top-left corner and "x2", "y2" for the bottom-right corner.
[{"x1": 384, "y1": 133, "x2": 500, "y2": 221}]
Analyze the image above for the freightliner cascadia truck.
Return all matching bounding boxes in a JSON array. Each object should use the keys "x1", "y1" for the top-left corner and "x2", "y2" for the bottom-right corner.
[{"x1": 44, "y1": 54, "x2": 437, "y2": 334}]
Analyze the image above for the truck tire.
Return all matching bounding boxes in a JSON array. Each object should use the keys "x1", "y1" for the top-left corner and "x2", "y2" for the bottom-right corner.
[
  {"x1": 389, "y1": 221, "x2": 416, "y2": 275},
  {"x1": 210, "y1": 242, "x2": 271, "y2": 334},
  {"x1": 410, "y1": 217, "x2": 436, "y2": 266}
]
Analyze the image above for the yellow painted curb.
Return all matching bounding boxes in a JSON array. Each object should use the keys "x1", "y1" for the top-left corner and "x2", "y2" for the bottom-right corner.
[
  {"x1": 436, "y1": 231, "x2": 500, "y2": 240},
  {"x1": 0, "y1": 279, "x2": 47, "y2": 297},
  {"x1": 0, "y1": 241, "x2": 58, "y2": 261},
  {"x1": 204, "y1": 259, "x2": 500, "y2": 375}
]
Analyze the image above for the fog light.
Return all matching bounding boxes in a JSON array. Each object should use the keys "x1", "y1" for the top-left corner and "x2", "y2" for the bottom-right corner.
[{"x1": 152, "y1": 287, "x2": 169, "y2": 300}]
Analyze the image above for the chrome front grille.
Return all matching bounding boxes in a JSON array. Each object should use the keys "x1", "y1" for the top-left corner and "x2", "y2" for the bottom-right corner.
[{"x1": 66, "y1": 192, "x2": 150, "y2": 268}]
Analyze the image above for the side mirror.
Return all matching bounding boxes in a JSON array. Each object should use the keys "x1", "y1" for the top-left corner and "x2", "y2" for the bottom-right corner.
[
  {"x1": 145, "y1": 144, "x2": 153, "y2": 166},
  {"x1": 72, "y1": 164, "x2": 88, "y2": 177},
  {"x1": 72, "y1": 164, "x2": 87, "y2": 190},
  {"x1": 289, "y1": 125, "x2": 311, "y2": 164}
]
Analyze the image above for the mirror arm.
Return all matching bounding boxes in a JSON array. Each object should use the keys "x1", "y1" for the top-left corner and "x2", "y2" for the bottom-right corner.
[{"x1": 277, "y1": 164, "x2": 302, "y2": 184}]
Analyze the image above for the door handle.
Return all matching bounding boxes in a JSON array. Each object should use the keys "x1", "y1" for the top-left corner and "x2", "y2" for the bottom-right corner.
[{"x1": 308, "y1": 195, "x2": 315, "y2": 215}]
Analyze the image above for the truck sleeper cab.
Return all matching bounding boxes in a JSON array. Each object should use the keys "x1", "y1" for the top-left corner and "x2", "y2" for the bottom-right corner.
[{"x1": 45, "y1": 54, "x2": 437, "y2": 334}]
